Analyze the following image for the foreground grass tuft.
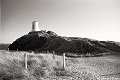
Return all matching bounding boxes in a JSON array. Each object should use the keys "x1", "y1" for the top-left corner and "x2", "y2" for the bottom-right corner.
[{"x1": 0, "y1": 59, "x2": 28, "y2": 80}]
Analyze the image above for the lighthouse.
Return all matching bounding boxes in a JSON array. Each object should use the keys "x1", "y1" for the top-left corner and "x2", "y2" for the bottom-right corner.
[{"x1": 32, "y1": 21, "x2": 40, "y2": 31}]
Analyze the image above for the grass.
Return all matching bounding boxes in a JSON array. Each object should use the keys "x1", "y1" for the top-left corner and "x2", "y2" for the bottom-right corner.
[{"x1": 0, "y1": 50, "x2": 120, "y2": 80}]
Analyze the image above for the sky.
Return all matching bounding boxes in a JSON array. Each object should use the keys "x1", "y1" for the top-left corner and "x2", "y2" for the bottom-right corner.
[
  {"x1": 0, "y1": 0, "x2": 1, "y2": 35},
  {"x1": 0, "y1": 0, "x2": 120, "y2": 43}
]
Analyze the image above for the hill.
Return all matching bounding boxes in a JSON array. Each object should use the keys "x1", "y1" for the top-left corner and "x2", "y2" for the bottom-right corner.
[
  {"x1": 0, "y1": 43, "x2": 10, "y2": 50},
  {"x1": 8, "y1": 30, "x2": 120, "y2": 56}
]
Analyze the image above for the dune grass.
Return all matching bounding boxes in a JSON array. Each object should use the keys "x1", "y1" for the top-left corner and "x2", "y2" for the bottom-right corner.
[
  {"x1": 0, "y1": 50, "x2": 119, "y2": 80},
  {"x1": 0, "y1": 50, "x2": 66, "y2": 80}
]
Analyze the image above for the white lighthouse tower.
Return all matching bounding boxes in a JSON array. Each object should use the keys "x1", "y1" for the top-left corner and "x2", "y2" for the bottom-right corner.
[{"x1": 32, "y1": 21, "x2": 40, "y2": 32}]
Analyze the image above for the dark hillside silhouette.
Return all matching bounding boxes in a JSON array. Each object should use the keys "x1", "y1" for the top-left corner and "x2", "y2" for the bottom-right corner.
[{"x1": 9, "y1": 30, "x2": 120, "y2": 56}]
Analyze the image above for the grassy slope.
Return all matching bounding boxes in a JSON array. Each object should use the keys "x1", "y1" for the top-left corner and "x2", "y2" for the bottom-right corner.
[
  {"x1": 69, "y1": 56, "x2": 120, "y2": 79},
  {"x1": 0, "y1": 50, "x2": 120, "y2": 80}
]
